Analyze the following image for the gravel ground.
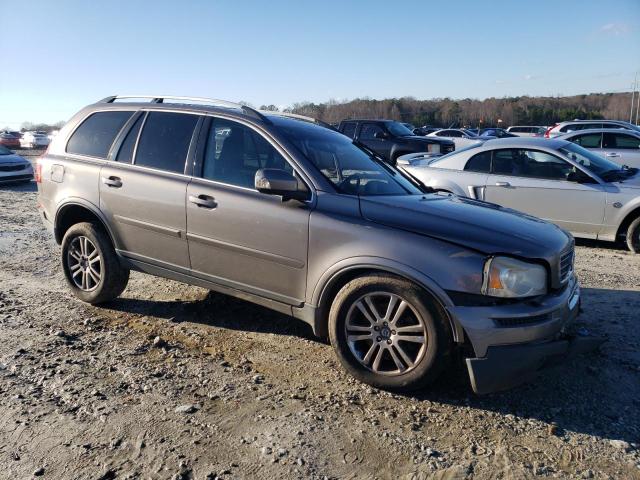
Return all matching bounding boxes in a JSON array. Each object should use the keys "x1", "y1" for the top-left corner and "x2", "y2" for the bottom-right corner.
[{"x1": 1, "y1": 149, "x2": 639, "y2": 479}]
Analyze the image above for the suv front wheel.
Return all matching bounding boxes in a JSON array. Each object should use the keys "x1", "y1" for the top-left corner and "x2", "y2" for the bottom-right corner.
[
  {"x1": 61, "y1": 222, "x2": 129, "y2": 304},
  {"x1": 329, "y1": 273, "x2": 452, "y2": 392}
]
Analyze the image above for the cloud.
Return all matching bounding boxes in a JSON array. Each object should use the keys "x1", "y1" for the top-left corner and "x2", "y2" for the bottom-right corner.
[
  {"x1": 599, "y1": 23, "x2": 631, "y2": 36},
  {"x1": 523, "y1": 74, "x2": 542, "y2": 81}
]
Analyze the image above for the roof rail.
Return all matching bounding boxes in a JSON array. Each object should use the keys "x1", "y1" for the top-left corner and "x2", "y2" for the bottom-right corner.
[
  {"x1": 99, "y1": 95, "x2": 243, "y2": 110},
  {"x1": 264, "y1": 111, "x2": 336, "y2": 131},
  {"x1": 98, "y1": 95, "x2": 270, "y2": 122}
]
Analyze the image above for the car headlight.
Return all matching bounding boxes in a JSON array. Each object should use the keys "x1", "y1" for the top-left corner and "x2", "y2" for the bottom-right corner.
[{"x1": 482, "y1": 256, "x2": 547, "y2": 298}]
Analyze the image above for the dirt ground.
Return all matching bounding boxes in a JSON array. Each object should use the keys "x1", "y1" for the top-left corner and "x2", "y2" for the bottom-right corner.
[{"x1": 0, "y1": 150, "x2": 639, "y2": 479}]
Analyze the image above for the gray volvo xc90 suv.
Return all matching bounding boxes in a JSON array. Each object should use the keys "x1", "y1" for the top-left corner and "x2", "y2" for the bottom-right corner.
[{"x1": 36, "y1": 95, "x2": 601, "y2": 394}]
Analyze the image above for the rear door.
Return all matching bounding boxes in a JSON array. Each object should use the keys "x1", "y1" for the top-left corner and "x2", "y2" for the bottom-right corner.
[
  {"x1": 185, "y1": 116, "x2": 311, "y2": 305},
  {"x1": 100, "y1": 111, "x2": 201, "y2": 269},
  {"x1": 483, "y1": 148, "x2": 606, "y2": 236}
]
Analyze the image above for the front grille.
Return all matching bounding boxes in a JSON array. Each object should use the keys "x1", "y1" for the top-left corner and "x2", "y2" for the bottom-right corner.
[
  {"x1": 0, "y1": 164, "x2": 26, "y2": 172},
  {"x1": 494, "y1": 313, "x2": 552, "y2": 328},
  {"x1": 559, "y1": 246, "x2": 574, "y2": 284}
]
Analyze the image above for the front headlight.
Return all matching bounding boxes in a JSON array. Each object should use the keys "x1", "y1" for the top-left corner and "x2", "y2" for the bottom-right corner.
[{"x1": 482, "y1": 256, "x2": 547, "y2": 298}]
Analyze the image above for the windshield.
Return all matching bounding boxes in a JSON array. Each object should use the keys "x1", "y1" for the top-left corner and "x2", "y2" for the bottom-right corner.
[
  {"x1": 274, "y1": 118, "x2": 422, "y2": 196},
  {"x1": 558, "y1": 142, "x2": 624, "y2": 177},
  {"x1": 0, "y1": 145, "x2": 12, "y2": 155},
  {"x1": 463, "y1": 129, "x2": 479, "y2": 137},
  {"x1": 385, "y1": 121, "x2": 415, "y2": 137}
]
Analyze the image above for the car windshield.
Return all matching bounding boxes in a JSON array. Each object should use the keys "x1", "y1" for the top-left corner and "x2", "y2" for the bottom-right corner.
[
  {"x1": 274, "y1": 118, "x2": 422, "y2": 196},
  {"x1": 558, "y1": 142, "x2": 628, "y2": 178},
  {"x1": 385, "y1": 121, "x2": 415, "y2": 137},
  {"x1": 0, "y1": 145, "x2": 12, "y2": 155},
  {"x1": 463, "y1": 129, "x2": 478, "y2": 137}
]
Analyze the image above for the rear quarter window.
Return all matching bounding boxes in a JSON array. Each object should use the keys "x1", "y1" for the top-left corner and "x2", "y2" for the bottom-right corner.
[
  {"x1": 464, "y1": 151, "x2": 491, "y2": 172},
  {"x1": 66, "y1": 111, "x2": 134, "y2": 158}
]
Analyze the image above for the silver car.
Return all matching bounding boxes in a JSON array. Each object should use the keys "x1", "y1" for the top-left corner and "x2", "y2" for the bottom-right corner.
[
  {"x1": 506, "y1": 126, "x2": 547, "y2": 137},
  {"x1": 556, "y1": 128, "x2": 640, "y2": 168},
  {"x1": 0, "y1": 145, "x2": 33, "y2": 184},
  {"x1": 544, "y1": 119, "x2": 640, "y2": 138},
  {"x1": 400, "y1": 138, "x2": 640, "y2": 252},
  {"x1": 36, "y1": 95, "x2": 601, "y2": 395}
]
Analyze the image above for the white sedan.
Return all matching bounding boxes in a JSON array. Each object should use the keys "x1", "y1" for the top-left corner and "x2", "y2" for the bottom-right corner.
[
  {"x1": 398, "y1": 137, "x2": 640, "y2": 252},
  {"x1": 20, "y1": 131, "x2": 50, "y2": 149},
  {"x1": 427, "y1": 129, "x2": 486, "y2": 149}
]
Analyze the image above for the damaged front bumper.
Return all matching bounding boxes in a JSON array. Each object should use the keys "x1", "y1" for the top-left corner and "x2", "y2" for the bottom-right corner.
[{"x1": 448, "y1": 276, "x2": 605, "y2": 394}]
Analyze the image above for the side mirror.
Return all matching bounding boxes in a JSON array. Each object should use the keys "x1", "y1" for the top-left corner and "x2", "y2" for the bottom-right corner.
[
  {"x1": 566, "y1": 170, "x2": 595, "y2": 184},
  {"x1": 373, "y1": 131, "x2": 388, "y2": 140},
  {"x1": 255, "y1": 168, "x2": 309, "y2": 201}
]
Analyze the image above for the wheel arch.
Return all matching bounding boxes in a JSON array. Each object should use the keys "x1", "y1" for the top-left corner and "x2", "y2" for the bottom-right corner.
[
  {"x1": 616, "y1": 205, "x2": 640, "y2": 240},
  {"x1": 311, "y1": 259, "x2": 463, "y2": 342},
  {"x1": 54, "y1": 200, "x2": 117, "y2": 248}
]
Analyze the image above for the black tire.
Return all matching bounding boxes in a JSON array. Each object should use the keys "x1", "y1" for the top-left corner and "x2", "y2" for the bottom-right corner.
[
  {"x1": 626, "y1": 216, "x2": 640, "y2": 253},
  {"x1": 61, "y1": 222, "x2": 129, "y2": 304},
  {"x1": 328, "y1": 273, "x2": 452, "y2": 392}
]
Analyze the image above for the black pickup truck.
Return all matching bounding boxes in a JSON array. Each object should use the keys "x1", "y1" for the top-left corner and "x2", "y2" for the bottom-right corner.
[{"x1": 338, "y1": 119, "x2": 455, "y2": 164}]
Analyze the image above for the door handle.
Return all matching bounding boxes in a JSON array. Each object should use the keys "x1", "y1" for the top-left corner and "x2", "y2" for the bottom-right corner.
[
  {"x1": 189, "y1": 194, "x2": 217, "y2": 209},
  {"x1": 495, "y1": 181, "x2": 511, "y2": 187},
  {"x1": 605, "y1": 152, "x2": 620, "y2": 157},
  {"x1": 102, "y1": 176, "x2": 122, "y2": 188}
]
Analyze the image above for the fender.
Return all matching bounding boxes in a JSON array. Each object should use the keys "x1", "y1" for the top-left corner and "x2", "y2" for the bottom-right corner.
[
  {"x1": 310, "y1": 256, "x2": 463, "y2": 342},
  {"x1": 54, "y1": 197, "x2": 120, "y2": 248}
]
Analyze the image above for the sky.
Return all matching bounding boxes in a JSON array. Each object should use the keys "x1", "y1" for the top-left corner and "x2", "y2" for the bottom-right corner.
[{"x1": 1, "y1": 0, "x2": 639, "y2": 127}]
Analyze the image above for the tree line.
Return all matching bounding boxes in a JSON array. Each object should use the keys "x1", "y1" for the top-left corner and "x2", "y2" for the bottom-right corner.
[{"x1": 273, "y1": 92, "x2": 635, "y2": 128}]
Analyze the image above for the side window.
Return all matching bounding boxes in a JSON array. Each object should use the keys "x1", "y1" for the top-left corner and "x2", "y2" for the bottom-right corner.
[
  {"x1": 571, "y1": 133, "x2": 601, "y2": 148},
  {"x1": 66, "y1": 111, "x2": 133, "y2": 158},
  {"x1": 497, "y1": 149, "x2": 572, "y2": 180},
  {"x1": 359, "y1": 123, "x2": 384, "y2": 140},
  {"x1": 134, "y1": 112, "x2": 198, "y2": 173},
  {"x1": 464, "y1": 151, "x2": 491, "y2": 172},
  {"x1": 341, "y1": 122, "x2": 356, "y2": 139},
  {"x1": 115, "y1": 114, "x2": 144, "y2": 163},
  {"x1": 604, "y1": 133, "x2": 640, "y2": 149},
  {"x1": 201, "y1": 118, "x2": 292, "y2": 189}
]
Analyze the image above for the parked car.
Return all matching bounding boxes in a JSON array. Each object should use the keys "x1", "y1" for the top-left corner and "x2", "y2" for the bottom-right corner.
[
  {"x1": 413, "y1": 126, "x2": 440, "y2": 136},
  {"x1": 556, "y1": 129, "x2": 640, "y2": 168},
  {"x1": 506, "y1": 126, "x2": 547, "y2": 137},
  {"x1": 0, "y1": 145, "x2": 33, "y2": 184},
  {"x1": 427, "y1": 128, "x2": 486, "y2": 149},
  {"x1": 0, "y1": 133, "x2": 20, "y2": 149},
  {"x1": 478, "y1": 128, "x2": 517, "y2": 138},
  {"x1": 338, "y1": 119, "x2": 454, "y2": 164},
  {"x1": 544, "y1": 120, "x2": 640, "y2": 138},
  {"x1": 36, "y1": 94, "x2": 601, "y2": 395},
  {"x1": 399, "y1": 138, "x2": 640, "y2": 252},
  {"x1": 20, "y1": 131, "x2": 50, "y2": 149}
]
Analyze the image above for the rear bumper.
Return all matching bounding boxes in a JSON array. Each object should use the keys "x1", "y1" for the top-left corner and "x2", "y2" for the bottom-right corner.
[{"x1": 466, "y1": 334, "x2": 605, "y2": 395}]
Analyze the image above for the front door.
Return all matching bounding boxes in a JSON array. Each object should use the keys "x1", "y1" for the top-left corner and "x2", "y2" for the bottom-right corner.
[
  {"x1": 602, "y1": 132, "x2": 640, "y2": 167},
  {"x1": 186, "y1": 117, "x2": 311, "y2": 305},
  {"x1": 483, "y1": 148, "x2": 606, "y2": 237},
  {"x1": 100, "y1": 111, "x2": 200, "y2": 269},
  {"x1": 357, "y1": 123, "x2": 393, "y2": 159}
]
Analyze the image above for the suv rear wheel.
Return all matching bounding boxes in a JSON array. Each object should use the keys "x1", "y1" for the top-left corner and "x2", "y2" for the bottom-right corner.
[
  {"x1": 329, "y1": 273, "x2": 452, "y2": 391},
  {"x1": 61, "y1": 222, "x2": 129, "y2": 304},
  {"x1": 626, "y1": 216, "x2": 640, "y2": 253}
]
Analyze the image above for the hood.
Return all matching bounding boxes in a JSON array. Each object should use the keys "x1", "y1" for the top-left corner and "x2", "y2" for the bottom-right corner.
[
  {"x1": 402, "y1": 136, "x2": 453, "y2": 145},
  {"x1": 614, "y1": 170, "x2": 640, "y2": 189},
  {"x1": 359, "y1": 194, "x2": 571, "y2": 258},
  {"x1": 0, "y1": 153, "x2": 29, "y2": 165}
]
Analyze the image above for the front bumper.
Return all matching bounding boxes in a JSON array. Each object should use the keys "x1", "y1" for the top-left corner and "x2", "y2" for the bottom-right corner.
[{"x1": 448, "y1": 276, "x2": 604, "y2": 394}]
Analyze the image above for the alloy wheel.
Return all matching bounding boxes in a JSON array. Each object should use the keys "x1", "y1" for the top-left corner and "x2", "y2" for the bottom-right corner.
[
  {"x1": 345, "y1": 292, "x2": 427, "y2": 375},
  {"x1": 67, "y1": 236, "x2": 102, "y2": 291}
]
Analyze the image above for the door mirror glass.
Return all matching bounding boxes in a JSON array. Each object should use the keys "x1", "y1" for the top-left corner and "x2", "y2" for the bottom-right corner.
[{"x1": 255, "y1": 168, "x2": 309, "y2": 200}]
